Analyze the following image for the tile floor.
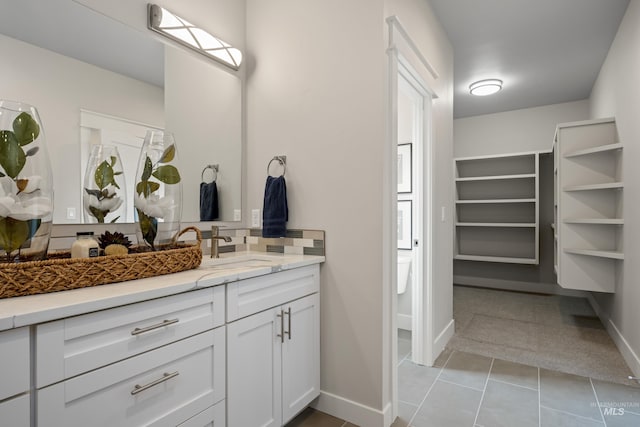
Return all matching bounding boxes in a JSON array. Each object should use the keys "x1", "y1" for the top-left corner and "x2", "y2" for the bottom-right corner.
[
  {"x1": 284, "y1": 343, "x2": 640, "y2": 427},
  {"x1": 394, "y1": 339, "x2": 640, "y2": 427},
  {"x1": 286, "y1": 285, "x2": 640, "y2": 427},
  {"x1": 285, "y1": 407, "x2": 355, "y2": 427}
]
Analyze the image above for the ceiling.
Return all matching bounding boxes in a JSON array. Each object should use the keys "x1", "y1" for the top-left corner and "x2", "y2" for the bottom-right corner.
[{"x1": 428, "y1": 0, "x2": 630, "y2": 118}]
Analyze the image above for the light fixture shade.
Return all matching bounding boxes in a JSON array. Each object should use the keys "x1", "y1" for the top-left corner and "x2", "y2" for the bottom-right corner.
[
  {"x1": 469, "y1": 79, "x2": 503, "y2": 96},
  {"x1": 148, "y1": 3, "x2": 242, "y2": 70}
]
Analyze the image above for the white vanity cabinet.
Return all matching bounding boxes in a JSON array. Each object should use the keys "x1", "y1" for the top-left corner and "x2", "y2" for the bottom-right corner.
[
  {"x1": 226, "y1": 265, "x2": 320, "y2": 427},
  {"x1": 36, "y1": 287, "x2": 226, "y2": 427},
  {"x1": 0, "y1": 327, "x2": 30, "y2": 427},
  {"x1": 0, "y1": 254, "x2": 324, "y2": 427}
]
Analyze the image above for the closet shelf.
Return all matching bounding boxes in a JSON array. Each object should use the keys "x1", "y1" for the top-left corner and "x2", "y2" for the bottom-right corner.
[
  {"x1": 455, "y1": 173, "x2": 535, "y2": 182},
  {"x1": 564, "y1": 142, "x2": 622, "y2": 158},
  {"x1": 564, "y1": 248, "x2": 624, "y2": 260},
  {"x1": 454, "y1": 254, "x2": 538, "y2": 264},
  {"x1": 564, "y1": 218, "x2": 624, "y2": 225},
  {"x1": 456, "y1": 222, "x2": 535, "y2": 228},
  {"x1": 456, "y1": 198, "x2": 536, "y2": 204},
  {"x1": 563, "y1": 182, "x2": 623, "y2": 192},
  {"x1": 555, "y1": 118, "x2": 621, "y2": 294}
]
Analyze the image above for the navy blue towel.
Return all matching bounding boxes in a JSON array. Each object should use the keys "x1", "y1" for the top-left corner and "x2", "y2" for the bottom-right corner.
[
  {"x1": 262, "y1": 176, "x2": 288, "y2": 237},
  {"x1": 200, "y1": 181, "x2": 219, "y2": 221}
]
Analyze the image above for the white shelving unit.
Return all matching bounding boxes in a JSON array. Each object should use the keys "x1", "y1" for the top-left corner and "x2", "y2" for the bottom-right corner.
[
  {"x1": 454, "y1": 152, "x2": 540, "y2": 264},
  {"x1": 555, "y1": 118, "x2": 623, "y2": 293}
]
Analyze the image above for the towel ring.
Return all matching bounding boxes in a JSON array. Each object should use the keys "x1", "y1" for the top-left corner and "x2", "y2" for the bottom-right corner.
[
  {"x1": 201, "y1": 164, "x2": 218, "y2": 183},
  {"x1": 267, "y1": 156, "x2": 286, "y2": 177}
]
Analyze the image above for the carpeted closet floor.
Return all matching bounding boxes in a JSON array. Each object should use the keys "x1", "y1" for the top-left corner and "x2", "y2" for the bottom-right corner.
[{"x1": 447, "y1": 285, "x2": 636, "y2": 386}]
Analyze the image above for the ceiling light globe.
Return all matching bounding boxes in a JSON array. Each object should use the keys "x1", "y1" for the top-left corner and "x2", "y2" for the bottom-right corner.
[{"x1": 469, "y1": 79, "x2": 503, "y2": 96}]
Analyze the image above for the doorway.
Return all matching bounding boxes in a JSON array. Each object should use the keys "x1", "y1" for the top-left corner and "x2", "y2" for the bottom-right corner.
[
  {"x1": 386, "y1": 15, "x2": 438, "y2": 426},
  {"x1": 396, "y1": 71, "x2": 429, "y2": 365}
]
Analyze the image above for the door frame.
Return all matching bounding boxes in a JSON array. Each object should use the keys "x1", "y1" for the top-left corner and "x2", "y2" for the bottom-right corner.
[{"x1": 385, "y1": 15, "x2": 438, "y2": 425}]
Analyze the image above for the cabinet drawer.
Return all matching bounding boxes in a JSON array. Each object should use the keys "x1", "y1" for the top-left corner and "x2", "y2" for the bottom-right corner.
[
  {"x1": 0, "y1": 327, "x2": 29, "y2": 400},
  {"x1": 227, "y1": 265, "x2": 319, "y2": 322},
  {"x1": 38, "y1": 327, "x2": 225, "y2": 427},
  {"x1": 0, "y1": 393, "x2": 30, "y2": 427},
  {"x1": 37, "y1": 286, "x2": 224, "y2": 388},
  {"x1": 177, "y1": 399, "x2": 225, "y2": 427}
]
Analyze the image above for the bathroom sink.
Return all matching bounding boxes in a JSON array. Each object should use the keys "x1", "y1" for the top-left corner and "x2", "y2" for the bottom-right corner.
[{"x1": 200, "y1": 255, "x2": 278, "y2": 270}]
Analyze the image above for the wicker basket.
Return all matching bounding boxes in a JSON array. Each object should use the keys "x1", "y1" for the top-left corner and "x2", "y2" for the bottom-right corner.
[{"x1": 0, "y1": 226, "x2": 203, "y2": 299}]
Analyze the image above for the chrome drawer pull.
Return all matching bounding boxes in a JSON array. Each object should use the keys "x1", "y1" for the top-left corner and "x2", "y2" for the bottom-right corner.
[
  {"x1": 131, "y1": 371, "x2": 180, "y2": 395},
  {"x1": 131, "y1": 318, "x2": 179, "y2": 336},
  {"x1": 285, "y1": 307, "x2": 292, "y2": 340},
  {"x1": 276, "y1": 309, "x2": 284, "y2": 343}
]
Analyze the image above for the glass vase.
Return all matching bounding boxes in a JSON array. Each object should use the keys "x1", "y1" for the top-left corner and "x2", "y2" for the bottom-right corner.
[
  {"x1": 82, "y1": 145, "x2": 127, "y2": 223},
  {"x1": 133, "y1": 130, "x2": 182, "y2": 250},
  {"x1": 0, "y1": 100, "x2": 54, "y2": 263}
]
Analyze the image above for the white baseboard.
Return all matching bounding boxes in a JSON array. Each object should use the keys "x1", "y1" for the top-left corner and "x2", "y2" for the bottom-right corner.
[
  {"x1": 586, "y1": 294, "x2": 640, "y2": 379},
  {"x1": 453, "y1": 275, "x2": 590, "y2": 298},
  {"x1": 312, "y1": 391, "x2": 391, "y2": 427},
  {"x1": 397, "y1": 313, "x2": 412, "y2": 331},
  {"x1": 432, "y1": 318, "x2": 455, "y2": 364}
]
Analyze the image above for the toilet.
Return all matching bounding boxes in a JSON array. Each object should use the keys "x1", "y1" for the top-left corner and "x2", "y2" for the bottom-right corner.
[{"x1": 397, "y1": 251, "x2": 412, "y2": 294}]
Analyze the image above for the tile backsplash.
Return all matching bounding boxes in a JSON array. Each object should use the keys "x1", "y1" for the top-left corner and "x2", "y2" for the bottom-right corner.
[{"x1": 49, "y1": 224, "x2": 325, "y2": 257}]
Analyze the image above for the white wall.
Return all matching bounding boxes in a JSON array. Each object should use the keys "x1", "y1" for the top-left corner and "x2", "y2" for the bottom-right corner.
[
  {"x1": 245, "y1": 0, "x2": 387, "y2": 415},
  {"x1": 0, "y1": 34, "x2": 164, "y2": 224},
  {"x1": 245, "y1": 0, "x2": 452, "y2": 424},
  {"x1": 589, "y1": 0, "x2": 640, "y2": 376},
  {"x1": 454, "y1": 100, "x2": 589, "y2": 157}
]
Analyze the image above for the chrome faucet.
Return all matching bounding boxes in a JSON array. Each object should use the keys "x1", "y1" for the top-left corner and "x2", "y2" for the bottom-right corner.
[{"x1": 210, "y1": 225, "x2": 232, "y2": 258}]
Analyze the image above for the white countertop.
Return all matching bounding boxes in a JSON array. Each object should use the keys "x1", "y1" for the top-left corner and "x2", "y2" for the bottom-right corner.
[{"x1": 0, "y1": 251, "x2": 324, "y2": 331}]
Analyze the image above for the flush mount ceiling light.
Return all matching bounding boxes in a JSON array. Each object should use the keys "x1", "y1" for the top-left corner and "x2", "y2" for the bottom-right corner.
[
  {"x1": 148, "y1": 3, "x2": 242, "y2": 70},
  {"x1": 469, "y1": 79, "x2": 503, "y2": 96}
]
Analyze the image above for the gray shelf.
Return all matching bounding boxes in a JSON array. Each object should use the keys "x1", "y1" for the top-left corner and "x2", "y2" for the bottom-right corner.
[{"x1": 454, "y1": 152, "x2": 539, "y2": 265}]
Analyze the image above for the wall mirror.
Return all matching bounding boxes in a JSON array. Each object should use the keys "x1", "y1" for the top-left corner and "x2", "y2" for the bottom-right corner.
[{"x1": 0, "y1": 0, "x2": 242, "y2": 224}]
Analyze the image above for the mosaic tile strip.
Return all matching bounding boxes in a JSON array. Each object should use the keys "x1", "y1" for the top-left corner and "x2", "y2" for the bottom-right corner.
[{"x1": 242, "y1": 228, "x2": 325, "y2": 256}]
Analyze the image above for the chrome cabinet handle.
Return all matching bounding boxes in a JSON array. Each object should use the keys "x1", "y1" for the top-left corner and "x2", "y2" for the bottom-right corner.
[
  {"x1": 130, "y1": 371, "x2": 179, "y2": 395},
  {"x1": 276, "y1": 309, "x2": 285, "y2": 343},
  {"x1": 131, "y1": 318, "x2": 179, "y2": 336},
  {"x1": 285, "y1": 307, "x2": 292, "y2": 340}
]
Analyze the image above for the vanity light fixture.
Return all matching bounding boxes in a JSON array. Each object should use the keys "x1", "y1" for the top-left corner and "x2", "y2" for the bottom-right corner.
[
  {"x1": 469, "y1": 79, "x2": 503, "y2": 96},
  {"x1": 147, "y1": 3, "x2": 242, "y2": 70}
]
